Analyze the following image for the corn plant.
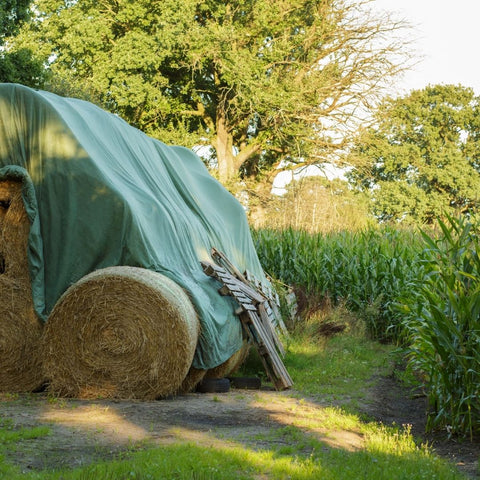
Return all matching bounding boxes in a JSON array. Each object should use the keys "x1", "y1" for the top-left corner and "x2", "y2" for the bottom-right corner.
[
  {"x1": 252, "y1": 226, "x2": 424, "y2": 341},
  {"x1": 398, "y1": 214, "x2": 480, "y2": 438}
]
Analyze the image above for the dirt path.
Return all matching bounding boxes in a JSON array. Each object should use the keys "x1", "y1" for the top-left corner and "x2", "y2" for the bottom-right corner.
[
  {"x1": 1, "y1": 376, "x2": 479, "y2": 478},
  {"x1": 365, "y1": 375, "x2": 480, "y2": 479}
]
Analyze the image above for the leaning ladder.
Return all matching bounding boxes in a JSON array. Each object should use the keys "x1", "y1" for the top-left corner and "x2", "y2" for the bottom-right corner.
[{"x1": 201, "y1": 250, "x2": 293, "y2": 391}]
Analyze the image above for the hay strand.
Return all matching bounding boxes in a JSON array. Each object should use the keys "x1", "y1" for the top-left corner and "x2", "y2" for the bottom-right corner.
[
  {"x1": 0, "y1": 180, "x2": 44, "y2": 392},
  {"x1": 43, "y1": 266, "x2": 200, "y2": 399}
]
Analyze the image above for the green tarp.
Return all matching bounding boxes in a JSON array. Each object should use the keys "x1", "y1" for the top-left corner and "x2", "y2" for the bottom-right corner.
[{"x1": 0, "y1": 83, "x2": 269, "y2": 369}]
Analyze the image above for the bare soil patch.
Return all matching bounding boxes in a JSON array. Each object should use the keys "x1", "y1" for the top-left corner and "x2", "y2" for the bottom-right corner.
[
  {"x1": 363, "y1": 374, "x2": 480, "y2": 478},
  {"x1": 1, "y1": 375, "x2": 478, "y2": 478}
]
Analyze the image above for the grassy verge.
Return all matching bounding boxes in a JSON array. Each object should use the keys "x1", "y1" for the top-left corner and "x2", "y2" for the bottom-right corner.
[
  {"x1": 286, "y1": 332, "x2": 392, "y2": 401},
  {"x1": 0, "y1": 320, "x2": 469, "y2": 480},
  {"x1": 1, "y1": 438, "x2": 463, "y2": 480}
]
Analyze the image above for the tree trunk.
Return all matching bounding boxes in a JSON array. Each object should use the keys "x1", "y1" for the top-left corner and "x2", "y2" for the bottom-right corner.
[
  {"x1": 214, "y1": 114, "x2": 236, "y2": 183},
  {"x1": 213, "y1": 103, "x2": 263, "y2": 183}
]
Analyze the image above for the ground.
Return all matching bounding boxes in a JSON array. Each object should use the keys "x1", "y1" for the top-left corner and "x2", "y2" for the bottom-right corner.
[
  {"x1": 367, "y1": 374, "x2": 480, "y2": 478},
  {"x1": 1, "y1": 374, "x2": 479, "y2": 478}
]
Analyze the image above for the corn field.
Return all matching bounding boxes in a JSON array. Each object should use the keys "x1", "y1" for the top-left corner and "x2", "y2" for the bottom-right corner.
[
  {"x1": 253, "y1": 217, "x2": 480, "y2": 437},
  {"x1": 398, "y1": 215, "x2": 480, "y2": 438},
  {"x1": 252, "y1": 226, "x2": 424, "y2": 341}
]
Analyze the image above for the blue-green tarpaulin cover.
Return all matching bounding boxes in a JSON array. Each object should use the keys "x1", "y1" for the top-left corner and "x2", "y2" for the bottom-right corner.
[{"x1": 0, "y1": 83, "x2": 269, "y2": 369}]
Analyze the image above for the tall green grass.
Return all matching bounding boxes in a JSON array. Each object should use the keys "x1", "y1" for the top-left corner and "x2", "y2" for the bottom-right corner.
[
  {"x1": 252, "y1": 227, "x2": 424, "y2": 340},
  {"x1": 398, "y1": 214, "x2": 480, "y2": 438}
]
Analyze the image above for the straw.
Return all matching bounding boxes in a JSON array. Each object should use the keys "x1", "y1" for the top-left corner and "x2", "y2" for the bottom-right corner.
[{"x1": 43, "y1": 267, "x2": 199, "y2": 399}]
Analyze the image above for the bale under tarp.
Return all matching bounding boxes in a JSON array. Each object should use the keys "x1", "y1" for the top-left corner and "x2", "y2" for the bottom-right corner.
[
  {"x1": 0, "y1": 180, "x2": 44, "y2": 392},
  {"x1": 178, "y1": 366, "x2": 207, "y2": 394},
  {"x1": 0, "y1": 83, "x2": 273, "y2": 372},
  {"x1": 43, "y1": 267, "x2": 199, "y2": 399},
  {"x1": 205, "y1": 340, "x2": 250, "y2": 380},
  {"x1": 179, "y1": 340, "x2": 250, "y2": 393}
]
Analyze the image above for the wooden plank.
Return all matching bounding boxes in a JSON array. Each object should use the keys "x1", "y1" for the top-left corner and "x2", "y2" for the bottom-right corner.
[
  {"x1": 244, "y1": 311, "x2": 293, "y2": 390},
  {"x1": 201, "y1": 257, "x2": 293, "y2": 390},
  {"x1": 258, "y1": 302, "x2": 286, "y2": 357},
  {"x1": 241, "y1": 310, "x2": 292, "y2": 390},
  {"x1": 257, "y1": 303, "x2": 277, "y2": 350},
  {"x1": 222, "y1": 282, "x2": 243, "y2": 292},
  {"x1": 230, "y1": 279, "x2": 266, "y2": 304},
  {"x1": 211, "y1": 248, "x2": 249, "y2": 283},
  {"x1": 246, "y1": 269, "x2": 290, "y2": 338},
  {"x1": 234, "y1": 294, "x2": 253, "y2": 305},
  {"x1": 211, "y1": 251, "x2": 268, "y2": 304},
  {"x1": 202, "y1": 261, "x2": 265, "y2": 304},
  {"x1": 238, "y1": 303, "x2": 257, "y2": 312}
]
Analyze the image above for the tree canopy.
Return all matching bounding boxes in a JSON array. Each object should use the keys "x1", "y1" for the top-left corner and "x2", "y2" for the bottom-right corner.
[
  {"x1": 11, "y1": 0, "x2": 411, "y2": 182},
  {"x1": 0, "y1": 0, "x2": 45, "y2": 85},
  {"x1": 348, "y1": 84, "x2": 480, "y2": 224},
  {"x1": 0, "y1": 0, "x2": 30, "y2": 38}
]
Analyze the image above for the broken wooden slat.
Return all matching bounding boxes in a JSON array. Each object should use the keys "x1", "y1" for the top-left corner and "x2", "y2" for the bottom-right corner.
[
  {"x1": 201, "y1": 259, "x2": 293, "y2": 391},
  {"x1": 258, "y1": 302, "x2": 286, "y2": 357},
  {"x1": 203, "y1": 261, "x2": 266, "y2": 304},
  {"x1": 241, "y1": 311, "x2": 293, "y2": 390},
  {"x1": 211, "y1": 248, "x2": 249, "y2": 284}
]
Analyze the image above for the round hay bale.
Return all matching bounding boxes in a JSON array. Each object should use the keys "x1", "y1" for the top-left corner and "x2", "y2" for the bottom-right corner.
[
  {"x1": 205, "y1": 340, "x2": 250, "y2": 380},
  {"x1": 177, "y1": 366, "x2": 207, "y2": 394},
  {"x1": 0, "y1": 180, "x2": 31, "y2": 277},
  {"x1": 0, "y1": 179, "x2": 44, "y2": 392},
  {"x1": 0, "y1": 280, "x2": 44, "y2": 392},
  {"x1": 43, "y1": 266, "x2": 200, "y2": 399}
]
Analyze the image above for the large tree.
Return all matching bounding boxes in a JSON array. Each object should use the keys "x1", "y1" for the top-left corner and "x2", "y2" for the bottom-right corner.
[
  {"x1": 14, "y1": 0, "x2": 410, "y2": 182},
  {"x1": 348, "y1": 84, "x2": 480, "y2": 224},
  {"x1": 0, "y1": 0, "x2": 45, "y2": 85}
]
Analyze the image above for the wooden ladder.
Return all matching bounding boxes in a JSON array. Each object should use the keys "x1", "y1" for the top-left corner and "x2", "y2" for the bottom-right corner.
[{"x1": 201, "y1": 252, "x2": 293, "y2": 391}]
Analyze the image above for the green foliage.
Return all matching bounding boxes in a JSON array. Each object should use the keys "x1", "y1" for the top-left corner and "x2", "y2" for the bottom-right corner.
[
  {"x1": 12, "y1": 0, "x2": 411, "y2": 181},
  {"x1": 252, "y1": 227, "x2": 425, "y2": 341},
  {"x1": 252, "y1": 176, "x2": 373, "y2": 233},
  {"x1": 349, "y1": 84, "x2": 480, "y2": 224},
  {"x1": 398, "y1": 214, "x2": 480, "y2": 438},
  {"x1": 0, "y1": 48, "x2": 45, "y2": 86},
  {"x1": 0, "y1": 0, "x2": 46, "y2": 85},
  {"x1": 254, "y1": 220, "x2": 480, "y2": 437},
  {"x1": 0, "y1": 0, "x2": 30, "y2": 38}
]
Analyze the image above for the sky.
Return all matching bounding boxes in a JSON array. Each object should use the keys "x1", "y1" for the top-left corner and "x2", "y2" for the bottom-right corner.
[
  {"x1": 373, "y1": 0, "x2": 480, "y2": 96},
  {"x1": 273, "y1": 1, "x2": 480, "y2": 193}
]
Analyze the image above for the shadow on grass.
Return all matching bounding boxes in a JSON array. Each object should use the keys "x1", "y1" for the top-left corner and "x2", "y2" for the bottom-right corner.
[{"x1": 0, "y1": 386, "x2": 466, "y2": 480}]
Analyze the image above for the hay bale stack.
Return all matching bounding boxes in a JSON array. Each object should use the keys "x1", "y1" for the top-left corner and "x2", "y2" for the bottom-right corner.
[
  {"x1": 43, "y1": 266, "x2": 200, "y2": 399},
  {"x1": 0, "y1": 180, "x2": 44, "y2": 392}
]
